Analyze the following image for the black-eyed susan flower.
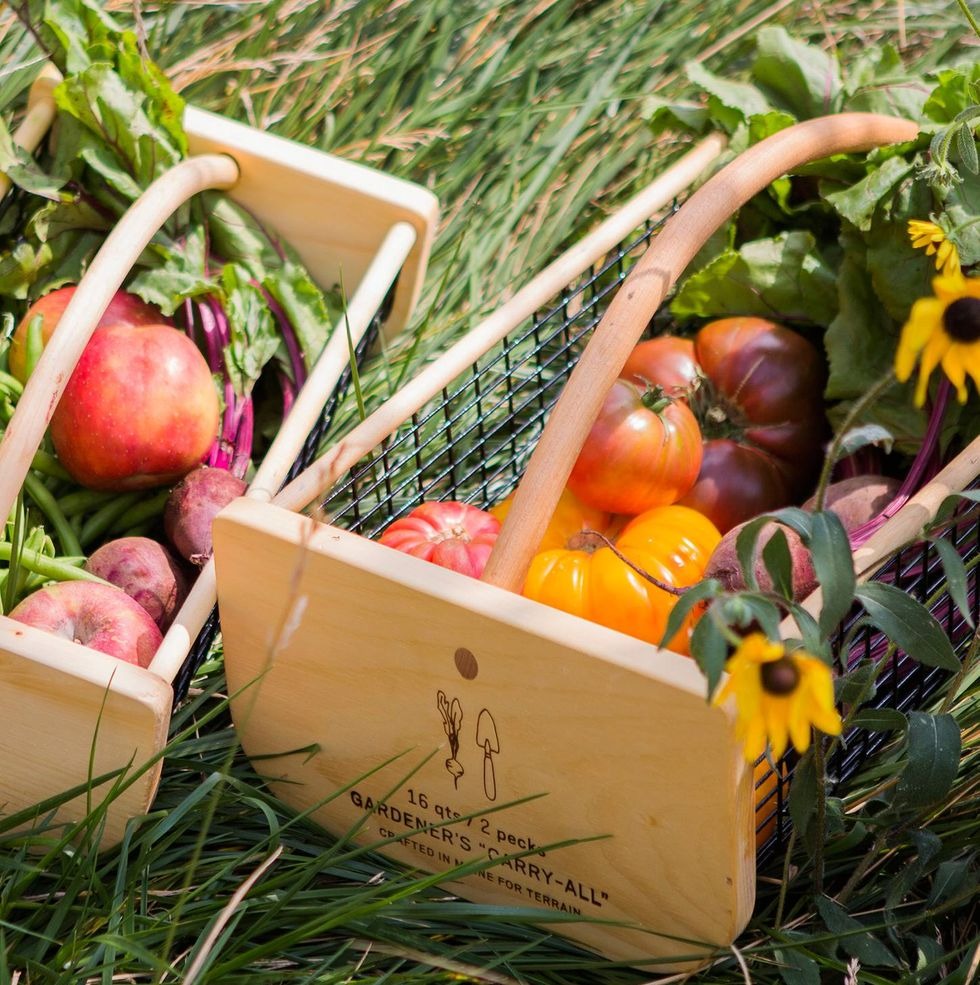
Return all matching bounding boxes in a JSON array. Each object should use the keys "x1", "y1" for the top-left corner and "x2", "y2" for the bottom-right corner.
[
  {"x1": 713, "y1": 632, "x2": 842, "y2": 762},
  {"x1": 895, "y1": 272, "x2": 980, "y2": 406},
  {"x1": 908, "y1": 219, "x2": 960, "y2": 277}
]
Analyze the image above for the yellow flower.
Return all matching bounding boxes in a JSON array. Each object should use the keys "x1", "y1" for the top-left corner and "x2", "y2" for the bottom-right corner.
[
  {"x1": 908, "y1": 219, "x2": 960, "y2": 277},
  {"x1": 713, "y1": 633, "x2": 842, "y2": 762},
  {"x1": 895, "y1": 272, "x2": 980, "y2": 406}
]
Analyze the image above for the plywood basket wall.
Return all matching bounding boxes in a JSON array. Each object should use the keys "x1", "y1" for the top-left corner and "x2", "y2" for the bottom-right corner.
[
  {"x1": 0, "y1": 68, "x2": 438, "y2": 849},
  {"x1": 210, "y1": 111, "x2": 980, "y2": 971}
]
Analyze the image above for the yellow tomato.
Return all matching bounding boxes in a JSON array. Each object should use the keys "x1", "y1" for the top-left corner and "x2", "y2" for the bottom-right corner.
[{"x1": 522, "y1": 505, "x2": 721, "y2": 655}]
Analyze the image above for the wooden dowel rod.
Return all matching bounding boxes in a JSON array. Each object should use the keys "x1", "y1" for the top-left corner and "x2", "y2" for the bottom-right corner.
[
  {"x1": 272, "y1": 133, "x2": 727, "y2": 515},
  {"x1": 0, "y1": 153, "x2": 240, "y2": 527},
  {"x1": 480, "y1": 113, "x2": 919, "y2": 594},
  {"x1": 149, "y1": 220, "x2": 417, "y2": 683},
  {"x1": 781, "y1": 433, "x2": 980, "y2": 635},
  {"x1": 0, "y1": 64, "x2": 60, "y2": 200}
]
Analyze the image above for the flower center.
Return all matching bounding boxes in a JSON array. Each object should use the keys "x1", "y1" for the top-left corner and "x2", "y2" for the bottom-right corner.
[
  {"x1": 943, "y1": 297, "x2": 980, "y2": 343},
  {"x1": 760, "y1": 657, "x2": 800, "y2": 695}
]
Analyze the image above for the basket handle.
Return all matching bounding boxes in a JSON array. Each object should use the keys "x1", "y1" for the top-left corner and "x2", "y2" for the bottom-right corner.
[
  {"x1": 0, "y1": 64, "x2": 60, "y2": 201},
  {"x1": 0, "y1": 153, "x2": 241, "y2": 527},
  {"x1": 480, "y1": 112, "x2": 920, "y2": 593}
]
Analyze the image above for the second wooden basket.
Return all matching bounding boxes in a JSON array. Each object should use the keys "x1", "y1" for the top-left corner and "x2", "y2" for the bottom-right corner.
[
  {"x1": 0, "y1": 71, "x2": 438, "y2": 850},
  {"x1": 212, "y1": 114, "x2": 978, "y2": 969}
]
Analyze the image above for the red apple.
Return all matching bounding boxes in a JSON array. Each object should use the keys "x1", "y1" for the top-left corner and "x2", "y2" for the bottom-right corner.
[
  {"x1": 9, "y1": 581, "x2": 163, "y2": 667},
  {"x1": 85, "y1": 536, "x2": 190, "y2": 630},
  {"x1": 49, "y1": 322, "x2": 220, "y2": 491},
  {"x1": 9, "y1": 286, "x2": 164, "y2": 383}
]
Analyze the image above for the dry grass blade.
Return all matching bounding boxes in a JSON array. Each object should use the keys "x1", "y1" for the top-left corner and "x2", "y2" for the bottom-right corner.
[{"x1": 181, "y1": 846, "x2": 285, "y2": 985}]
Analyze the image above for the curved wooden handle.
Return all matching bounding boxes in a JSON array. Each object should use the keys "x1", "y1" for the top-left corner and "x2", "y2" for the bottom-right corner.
[
  {"x1": 0, "y1": 64, "x2": 61, "y2": 201},
  {"x1": 480, "y1": 112, "x2": 920, "y2": 593},
  {"x1": 0, "y1": 153, "x2": 240, "y2": 526}
]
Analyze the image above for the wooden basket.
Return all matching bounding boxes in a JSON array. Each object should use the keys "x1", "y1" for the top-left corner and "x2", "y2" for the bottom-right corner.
[
  {"x1": 211, "y1": 115, "x2": 979, "y2": 969},
  {"x1": 0, "y1": 70, "x2": 438, "y2": 849}
]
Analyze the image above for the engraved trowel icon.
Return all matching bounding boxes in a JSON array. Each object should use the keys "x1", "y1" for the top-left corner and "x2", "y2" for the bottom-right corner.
[{"x1": 476, "y1": 709, "x2": 499, "y2": 801}]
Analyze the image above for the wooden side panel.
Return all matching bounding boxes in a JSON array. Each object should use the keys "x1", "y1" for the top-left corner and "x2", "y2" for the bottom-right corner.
[
  {"x1": 0, "y1": 619, "x2": 173, "y2": 849},
  {"x1": 214, "y1": 498, "x2": 755, "y2": 969},
  {"x1": 184, "y1": 106, "x2": 439, "y2": 340}
]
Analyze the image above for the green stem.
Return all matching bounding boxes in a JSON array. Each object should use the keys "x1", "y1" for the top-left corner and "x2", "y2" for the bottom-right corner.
[
  {"x1": 79, "y1": 492, "x2": 142, "y2": 548},
  {"x1": 812, "y1": 369, "x2": 896, "y2": 513},
  {"x1": 774, "y1": 825, "x2": 797, "y2": 928},
  {"x1": 22, "y1": 472, "x2": 83, "y2": 558},
  {"x1": 954, "y1": 0, "x2": 980, "y2": 39},
  {"x1": 812, "y1": 736, "x2": 827, "y2": 896},
  {"x1": 29, "y1": 449, "x2": 71, "y2": 481},
  {"x1": 110, "y1": 488, "x2": 170, "y2": 535},
  {"x1": 0, "y1": 542, "x2": 106, "y2": 585}
]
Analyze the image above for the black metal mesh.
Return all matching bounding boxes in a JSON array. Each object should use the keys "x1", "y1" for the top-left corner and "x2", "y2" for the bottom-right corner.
[
  {"x1": 170, "y1": 313, "x2": 385, "y2": 702},
  {"x1": 315, "y1": 214, "x2": 976, "y2": 865}
]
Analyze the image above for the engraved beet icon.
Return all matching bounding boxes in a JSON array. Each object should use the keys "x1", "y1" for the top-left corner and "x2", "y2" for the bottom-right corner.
[
  {"x1": 476, "y1": 709, "x2": 500, "y2": 801},
  {"x1": 437, "y1": 690, "x2": 464, "y2": 786}
]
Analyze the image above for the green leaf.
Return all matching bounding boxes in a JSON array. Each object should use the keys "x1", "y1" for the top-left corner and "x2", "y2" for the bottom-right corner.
[
  {"x1": 837, "y1": 423, "x2": 895, "y2": 458},
  {"x1": 851, "y1": 708, "x2": 907, "y2": 732},
  {"x1": 686, "y1": 61, "x2": 772, "y2": 133},
  {"x1": 751, "y1": 26, "x2": 842, "y2": 119},
  {"x1": 689, "y1": 609, "x2": 729, "y2": 698},
  {"x1": 895, "y1": 711, "x2": 962, "y2": 807},
  {"x1": 788, "y1": 750, "x2": 817, "y2": 841},
  {"x1": 814, "y1": 896, "x2": 901, "y2": 968},
  {"x1": 942, "y1": 168, "x2": 980, "y2": 266},
  {"x1": 842, "y1": 44, "x2": 932, "y2": 120},
  {"x1": 956, "y1": 124, "x2": 979, "y2": 175},
  {"x1": 824, "y1": 156, "x2": 915, "y2": 232},
  {"x1": 927, "y1": 856, "x2": 977, "y2": 907},
  {"x1": 774, "y1": 945, "x2": 821, "y2": 985},
  {"x1": 835, "y1": 661, "x2": 878, "y2": 707},
  {"x1": 643, "y1": 97, "x2": 710, "y2": 136},
  {"x1": 929, "y1": 536, "x2": 975, "y2": 628},
  {"x1": 670, "y1": 231, "x2": 837, "y2": 324},
  {"x1": 855, "y1": 582, "x2": 960, "y2": 671},
  {"x1": 747, "y1": 110, "x2": 796, "y2": 146},
  {"x1": 658, "y1": 578, "x2": 721, "y2": 656},
  {"x1": 923, "y1": 65, "x2": 980, "y2": 124},
  {"x1": 808, "y1": 511, "x2": 855, "y2": 636},
  {"x1": 761, "y1": 528, "x2": 793, "y2": 600}
]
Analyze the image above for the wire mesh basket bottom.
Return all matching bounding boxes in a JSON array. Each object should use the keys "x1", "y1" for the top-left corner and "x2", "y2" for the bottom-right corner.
[{"x1": 318, "y1": 216, "x2": 978, "y2": 866}]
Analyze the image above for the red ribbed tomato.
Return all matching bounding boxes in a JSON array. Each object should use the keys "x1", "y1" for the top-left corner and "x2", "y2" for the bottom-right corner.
[
  {"x1": 378, "y1": 501, "x2": 500, "y2": 578},
  {"x1": 567, "y1": 379, "x2": 702, "y2": 515},
  {"x1": 521, "y1": 504, "x2": 721, "y2": 655},
  {"x1": 621, "y1": 318, "x2": 827, "y2": 532}
]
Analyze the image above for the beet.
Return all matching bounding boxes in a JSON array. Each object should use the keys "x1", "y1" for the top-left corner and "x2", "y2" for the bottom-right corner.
[
  {"x1": 85, "y1": 536, "x2": 190, "y2": 631},
  {"x1": 704, "y1": 475, "x2": 902, "y2": 600},
  {"x1": 165, "y1": 465, "x2": 248, "y2": 565}
]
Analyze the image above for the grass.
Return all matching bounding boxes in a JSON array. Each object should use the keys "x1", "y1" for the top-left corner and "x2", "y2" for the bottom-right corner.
[{"x1": 0, "y1": 0, "x2": 978, "y2": 981}]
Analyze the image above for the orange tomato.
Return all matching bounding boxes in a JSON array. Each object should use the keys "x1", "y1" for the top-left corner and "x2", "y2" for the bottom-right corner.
[
  {"x1": 491, "y1": 487, "x2": 621, "y2": 552},
  {"x1": 521, "y1": 504, "x2": 721, "y2": 655}
]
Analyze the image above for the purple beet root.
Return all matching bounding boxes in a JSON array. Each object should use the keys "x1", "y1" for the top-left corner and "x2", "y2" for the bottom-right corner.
[
  {"x1": 704, "y1": 475, "x2": 902, "y2": 600},
  {"x1": 85, "y1": 536, "x2": 190, "y2": 631},
  {"x1": 165, "y1": 465, "x2": 248, "y2": 565}
]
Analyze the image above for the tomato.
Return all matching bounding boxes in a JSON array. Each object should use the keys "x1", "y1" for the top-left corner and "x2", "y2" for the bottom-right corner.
[
  {"x1": 621, "y1": 319, "x2": 827, "y2": 532},
  {"x1": 522, "y1": 504, "x2": 721, "y2": 655},
  {"x1": 378, "y1": 501, "x2": 500, "y2": 578},
  {"x1": 567, "y1": 379, "x2": 703, "y2": 515},
  {"x1": 678, "y1": 439, "x2": 792, "y2": 536},
  {"x1": 491, "y1": 487, "x2": 622, "y2": 552}
]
